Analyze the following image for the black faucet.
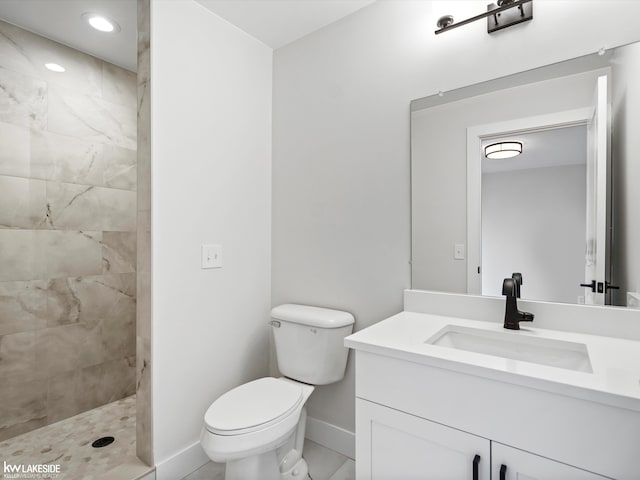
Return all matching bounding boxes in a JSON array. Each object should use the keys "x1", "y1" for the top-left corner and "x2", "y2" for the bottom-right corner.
[{"x1": 502, "y1": 273, "x2": 534, "y2": 330}]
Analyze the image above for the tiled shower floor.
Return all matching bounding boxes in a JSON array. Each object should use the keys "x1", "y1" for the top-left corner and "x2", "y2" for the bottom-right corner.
[{"x1": 0, "y1": 395, "x2": 152, "y2": 480}]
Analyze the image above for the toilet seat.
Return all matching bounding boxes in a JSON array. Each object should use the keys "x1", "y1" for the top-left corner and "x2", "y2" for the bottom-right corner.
[{"x1": 204, "y1": 377, "x2": 303, "y2": 436}]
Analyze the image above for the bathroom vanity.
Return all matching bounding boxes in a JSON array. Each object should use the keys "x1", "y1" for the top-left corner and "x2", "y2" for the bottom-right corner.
[{"x1": 345, "y1": 291, "x2": 640, "y2": 480}]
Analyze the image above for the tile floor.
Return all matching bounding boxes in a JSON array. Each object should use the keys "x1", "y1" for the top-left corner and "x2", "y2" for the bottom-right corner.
[
  {"x1": 0, "y1": 395, "x2": 152, "y2": 480},
  {"x1": 0, "y1": 395, "x2": 353, "y2": 480},
  {"x1": 182, "y1": 440, "x2": 355, "y2": 480}
]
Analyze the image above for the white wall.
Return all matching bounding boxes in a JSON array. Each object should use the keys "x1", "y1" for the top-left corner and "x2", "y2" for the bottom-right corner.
[
  {"x1": 272, "y1": 0, "x2": 640, "y2": 438},
  {"x1": 151, "y1": 0, "x2": 272, "y2": 476},
  {"x1": 482, "y1": 165, "x2": 586, "y2": 304},
  {"x1": 612, "y1": 42, "x2": 640, "y2": 305}
]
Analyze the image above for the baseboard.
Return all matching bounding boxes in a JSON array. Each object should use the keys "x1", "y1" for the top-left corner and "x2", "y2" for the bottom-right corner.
[
  {"x1": 136, "y1": 471, "x2": 156, "y2": 480},
  {"x1": 154, "y1": 441, "x2": 209, "y2": 480},
  {"x1": 305, "y1": 416, "x2": 355, "y2": 460}
]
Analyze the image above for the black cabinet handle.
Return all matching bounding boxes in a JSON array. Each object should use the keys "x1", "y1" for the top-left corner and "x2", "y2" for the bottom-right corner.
[
  {"x1": 580, "y1": 280, "x2": 596, "y2": 292},
  {"x1": 472, "y1": 454, "x2": 480, "y2": 480},
  {"x1": 605, "y1": 281, "x2": 620, "y2": 292},
  {"x1": 500, "y1": 464, "x2": 507, "y2": 480}
]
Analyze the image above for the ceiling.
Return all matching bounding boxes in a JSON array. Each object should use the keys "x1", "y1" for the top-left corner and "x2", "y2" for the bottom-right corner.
[
  {"x1": 482, "y1": 125, "x2": 587, "y2": 174},
  {"x1": 0, "y1": 0, "x2": 375, "y2": 72},
  {"x1": 196, "y1": 0, "x2": 375, "y2": 49},
  {"x1": 0, "y1": 0, "x2": 137, "y2": 71}
]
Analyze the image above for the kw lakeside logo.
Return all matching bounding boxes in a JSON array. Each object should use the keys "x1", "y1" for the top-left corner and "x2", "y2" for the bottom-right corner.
[{"x1": 2, "y1": 461, "x2": 61, "y2": 479}]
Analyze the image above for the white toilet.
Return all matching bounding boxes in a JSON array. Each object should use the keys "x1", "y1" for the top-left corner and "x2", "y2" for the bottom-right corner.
[{"x1": 200, "y1": 304, "x2": 355, "y2": 480}]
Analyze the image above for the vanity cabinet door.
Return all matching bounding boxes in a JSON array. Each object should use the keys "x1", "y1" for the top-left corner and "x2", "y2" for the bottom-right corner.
[
  {"x1": 356, "y1": 398, "x2": 490, "y2": 479},
  {"x1": 491, "y1": 442, "x2": 608, "y2": 479}
]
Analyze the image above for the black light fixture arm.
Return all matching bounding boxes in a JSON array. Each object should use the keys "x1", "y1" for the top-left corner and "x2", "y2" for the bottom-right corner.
[{"x1": 435, "y1": 0, "x2": 532, "y2": 35}]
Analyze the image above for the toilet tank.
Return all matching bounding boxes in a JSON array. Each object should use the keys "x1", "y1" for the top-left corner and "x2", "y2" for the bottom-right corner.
[{"x1": 270, "y1": 304, "x2": 355, "y2": 385}]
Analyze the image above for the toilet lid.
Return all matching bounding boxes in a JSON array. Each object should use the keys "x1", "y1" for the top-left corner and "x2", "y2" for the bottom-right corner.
[{"x1": 204, "y1": 377, "x2": 303, "y2": 435}]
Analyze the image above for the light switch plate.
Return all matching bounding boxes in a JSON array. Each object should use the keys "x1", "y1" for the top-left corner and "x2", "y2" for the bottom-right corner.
[
  {"x1": 202, "y1": 244, "x2": 222, "y2": 269},
  {"x1": 454, "y1": 243, "x2": 465, "y2": 260}
]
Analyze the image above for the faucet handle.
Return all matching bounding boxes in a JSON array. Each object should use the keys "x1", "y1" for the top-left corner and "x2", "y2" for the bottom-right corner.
[
  {"x1": 511, "y1": 273, "x2": 522, "y2": 298},
  {"x1": 502, "y1": 278, "x2": 516, "y2": 296}
]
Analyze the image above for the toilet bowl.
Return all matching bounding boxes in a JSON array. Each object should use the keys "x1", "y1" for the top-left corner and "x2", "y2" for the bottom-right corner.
[
  {"x1": 201, "y1": 377, "x2": 314, "y2": 479},
  {"x1": 201, "y1": 304, "x2": 354, "y2": 480}
]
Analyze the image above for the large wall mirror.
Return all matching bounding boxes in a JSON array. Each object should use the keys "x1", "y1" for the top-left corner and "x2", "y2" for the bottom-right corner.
[{"x1": 411, "y1": 41, "x2": 640, "y2": 308}]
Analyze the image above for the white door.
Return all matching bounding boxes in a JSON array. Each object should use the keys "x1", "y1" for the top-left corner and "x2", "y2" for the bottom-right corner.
[
  {"x1": 492, "y1": 442, "x2": 608, "y2": 479},
  {"x1": 356, "y1": 398, "x2": 490, "y2": 480},
  {"x1": 583, "y1": 75, "x2": 611, "y2": 305}
]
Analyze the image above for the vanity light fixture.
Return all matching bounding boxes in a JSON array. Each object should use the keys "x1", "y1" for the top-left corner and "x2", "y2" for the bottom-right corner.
[
  {"x1": 44, "y1": 63, "x2": 65, "y2": 73},
  {"x1": 484, "y1": 141, "x2": 523, "y2": 159},
  {"x1": 82, "y1": 13, "x2": 121, "y2": 33},
  {"x1": 435, "y1": 0, "x2": 532, "y2": 35}
]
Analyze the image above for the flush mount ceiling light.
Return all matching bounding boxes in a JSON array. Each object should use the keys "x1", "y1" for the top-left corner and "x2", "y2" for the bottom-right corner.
[
  {"x1": 484, "y1": 142, "x2": 523, "y2": 159},
  {"x1": 45, "y1": 63, "x2": 65, "y2": 73},
  {"x1": 82, "y1": 13, "x2": 121, "y2": 33}
]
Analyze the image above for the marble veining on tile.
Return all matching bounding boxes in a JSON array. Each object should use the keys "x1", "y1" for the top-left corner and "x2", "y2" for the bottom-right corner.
[
  {"x1": 0, "y1": 66, "x2": 47, "y2": 130},
  {"x1": 46, "y1": 272, "x2": 136, "y2": 348},
  {"x1": 0, "y1": 17, "x2": 138, "y2": 442},
  {"x1": 30, "y1": 128, "x2": 104, "y2": 186},
  {"x1": 48, "y1": 85, "x2": 136, "y2": 150},
  {"x1": 0, "y1": 176, "x2": 128, "y2": 233},
  {"x1": 45, "y1": 231, "x2": 104, "y2": 279},
  {"x1": 0, "y1": 280, "x2": 47, "y2": 336},
  {"x1": 103, "y1": 144, "x2": 137, "y2": 190},
  {"x1": 46, "y1": 181, "x2": 136, "y2": 231},
  {"x1": 0, "y1": 395, "x2": 151, "y2": 480},
  {"x1": 103, "y1": 231, "x2": 137, "y2": 273},
  {"x1": 30, "y1": 129, "x2": 137, "y2": 191}
]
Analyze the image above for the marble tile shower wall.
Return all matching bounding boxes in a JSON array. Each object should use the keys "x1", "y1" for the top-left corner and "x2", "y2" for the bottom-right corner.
[{"x1": 0, "y1": 20, "x2": 137, "y2": 441}]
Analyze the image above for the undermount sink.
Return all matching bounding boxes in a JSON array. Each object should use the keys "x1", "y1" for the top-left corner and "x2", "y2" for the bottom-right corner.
[{"x1": 425, "y1": 325, "x2": 593, "y2": 373}]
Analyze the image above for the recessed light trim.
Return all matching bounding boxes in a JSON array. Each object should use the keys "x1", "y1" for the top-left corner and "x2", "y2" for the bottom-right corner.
[
  {"x1": 82, "y1": 13, "x2": 121, "y2": 33},
  {"x1": 484, "y1": 141, "x2": 523, "y2": 159},
  {"x1": 45, "y1": 63, "x2": 65, "y2": 73}
]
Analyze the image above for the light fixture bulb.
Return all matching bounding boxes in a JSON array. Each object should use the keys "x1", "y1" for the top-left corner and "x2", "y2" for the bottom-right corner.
[
  {"x1": 45, "y1": 63, "x2": 65, "y2": 73},
  {"x1": 484, "y1": 141, "x2": 523, "y2": 159},
  {"x1": 82, "y1": 13, "x2": 121, "y2": 33}
]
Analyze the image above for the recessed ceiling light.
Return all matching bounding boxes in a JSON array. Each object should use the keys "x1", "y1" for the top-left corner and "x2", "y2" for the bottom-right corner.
[
  {"x1": 82, "y1": 13, "x2": 121, "y2": 33},
  {"x1": 484, "y1": 141, "x2": 523, "y2": 159},
  {"x1": 45, "y1": 63, "x2": 65, "y2": 73}
]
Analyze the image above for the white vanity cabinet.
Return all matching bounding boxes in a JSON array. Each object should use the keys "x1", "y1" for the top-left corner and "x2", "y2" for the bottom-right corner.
[
  {"x1": 350, "y1": 345, "x2": 640, "y2": 480},
  {"x1": 357, "y1": 398, "x2": 607, "y2": 480},
  {"x1": 491, "y1": 443, "x2": 607, "y2": 480},
  {"x1": 357, "y1": 399, "x2": 490, "y2": 479}
]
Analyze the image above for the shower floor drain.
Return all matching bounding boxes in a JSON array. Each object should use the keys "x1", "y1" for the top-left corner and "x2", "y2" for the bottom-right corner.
[{"x1": 91, "y1": 436, "x2": 115, "y2": 448}]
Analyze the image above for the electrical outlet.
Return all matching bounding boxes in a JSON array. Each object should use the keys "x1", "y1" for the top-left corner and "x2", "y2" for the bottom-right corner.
[{"x1": 202, "y1": 244, "x2": 222, "y2": 269}]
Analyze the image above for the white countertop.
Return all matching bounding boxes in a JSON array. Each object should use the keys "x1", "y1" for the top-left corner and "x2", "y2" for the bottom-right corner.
[{"x1": 345, "y1": 311, "x2": 640, "y2": 411}]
